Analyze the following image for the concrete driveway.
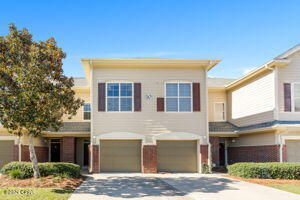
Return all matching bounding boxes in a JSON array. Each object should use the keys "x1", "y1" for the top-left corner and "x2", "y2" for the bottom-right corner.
[{"x1": 69, "y1": 173, "x2": 300, "y2": 200}]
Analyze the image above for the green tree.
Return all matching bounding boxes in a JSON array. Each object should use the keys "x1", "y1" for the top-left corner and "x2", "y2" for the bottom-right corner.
[{"x1": 0, "y1": 24, "x2": 84, "y2": 178}]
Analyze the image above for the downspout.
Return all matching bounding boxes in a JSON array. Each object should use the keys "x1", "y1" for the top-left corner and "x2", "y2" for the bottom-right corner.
[
  {"x1": 89, "y1": 60, "x2": 95, "y2": 172},
  {"x1": 205, "y1": 68, "x2": 212, "y2": 173}
]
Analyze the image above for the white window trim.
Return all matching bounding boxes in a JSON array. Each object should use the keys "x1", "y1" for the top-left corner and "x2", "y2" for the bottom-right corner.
[
  {"x1": 164, "y1": 81, "x2": 193, "y2": 113},
  {"x1": 213, "y1": 102, "x2": 226, "y2": 122},
  {"x1": 292, "y1": 82, "x2": 300, "y2": 112},
  {"x1": 83, "y1": 102, "x2": 91, "y2": 121},
  {"x1": 105, "y1": 82, "x2": 134, "y2": 113}
]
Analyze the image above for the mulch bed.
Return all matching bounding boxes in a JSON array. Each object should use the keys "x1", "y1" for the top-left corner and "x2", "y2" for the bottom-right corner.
[
  {"x1": 224, "y1": 175, "x2": 300, "y2": 185},
  {"x1": 0, "y1": 175, "x2": 85, "y2": 189}
]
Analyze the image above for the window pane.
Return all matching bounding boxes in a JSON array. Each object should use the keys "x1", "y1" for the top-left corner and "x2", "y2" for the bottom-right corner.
[
  {"x1": 295, "y1": 98, "x2": 300, "y2": 112},
  {"x1": 166, "y1": 83, "x2": 178, "y2": 97},
  {"x1": 84, "y1": 103, "x2": 91, "y2": 111},
  {"x1": 84, "y1": 112, "x2": 91, "y2": 120},
  {"x1": 107, "y1": 83, "x2": 119, "y2": 97},
  {"x1": 214, "y1": 103, "x2": 225, "y2": 121},
  {"x1": 107, "y1": 98, "x2": 119, "y2": 111},
  {"x1": 179, "y1": 98, "x2": 191, "y2": 112},
  {"x1": 179, "y1": 83, "x2": 191, "y2": 97},
  {"x1": 121, "y1": 83, "x2": 132, "y2": 97},
  {"x1": 166, "y1": 98, "x2": 178, "y2": 111},
  {"x1": 295, "y1": 84, "x2": 300, "y2": 98},
  {"x1": 121, "y1": 98, "x2": 132, "y2": 111}
]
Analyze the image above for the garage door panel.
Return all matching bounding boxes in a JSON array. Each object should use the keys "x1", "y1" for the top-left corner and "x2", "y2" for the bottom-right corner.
[
  {"x1": 0, "y1": 141, "x2": 14, "y2": 169},
  {"x1": 100, "y1": 140, "x2": 141, "y2": 172},
  {"x1": 286, "y1": 140, "x2": 300, "y2": 162},
  {"x1": 157, "y1": 140, "x2": 197, "y2": 173}
]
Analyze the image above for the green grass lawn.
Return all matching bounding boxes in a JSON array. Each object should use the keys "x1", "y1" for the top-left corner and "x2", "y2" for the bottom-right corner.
[
  {"x1": 269, "y1": 184, "x2": 300, "y2": 195},
  {"x1": 0, "y1": 187, "x2": 74, "y2": 200}
]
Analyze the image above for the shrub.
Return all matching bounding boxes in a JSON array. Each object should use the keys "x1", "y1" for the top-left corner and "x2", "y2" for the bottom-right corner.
[
  {"x1": 1, "y1": 162, "x2": 81, "y2": 179},
  {"x1": 9, "y1": 169, "x2": 27, "y2": 179},
  {"x1": 228, "y1": 162, "x2": 300, "y2": 179},
  {"x1": 201, "y1": 163, "x2": 210, "y2": 174},
  {"x1": 1, "y1": 162, "x2": 33, "y2": 179}
]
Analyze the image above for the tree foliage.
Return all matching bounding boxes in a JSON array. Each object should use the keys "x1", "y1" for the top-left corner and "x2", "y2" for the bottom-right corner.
[{"x1": 0, "y1": 24, "x2": 83, "y2": 136}]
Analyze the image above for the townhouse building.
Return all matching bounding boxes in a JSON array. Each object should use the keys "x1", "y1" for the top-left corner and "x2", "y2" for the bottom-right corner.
[{"x1": 0, "y1": 45, "x2": 300, "y2": 173}]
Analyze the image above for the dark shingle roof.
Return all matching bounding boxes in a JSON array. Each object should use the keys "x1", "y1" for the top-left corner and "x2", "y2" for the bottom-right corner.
[
  {"x1": 209, "y1": 121, "x2": 300, "y2": 132},
  {"x1": 209, "y1": 122, "x2": 238, "y2": 132}
]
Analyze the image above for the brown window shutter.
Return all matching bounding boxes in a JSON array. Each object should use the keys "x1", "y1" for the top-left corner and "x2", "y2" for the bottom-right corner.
[
  {"x1": 157, "y1": 97, "x2": 164, "y2": 112},
  {"x1": 98, "y1": 83, "x2": 106, "y2": 111},
  {"x1": 193, "y1": 83, "x2": 201, "y2": 111},
  {"x1": 284, "y1": 83, "x2": 292, "y2": 112},
  {"x1": 134, "y1": 83, "x2": 141, "y2": 111}
]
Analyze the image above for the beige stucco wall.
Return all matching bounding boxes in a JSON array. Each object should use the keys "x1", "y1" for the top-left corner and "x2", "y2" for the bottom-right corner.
[
  {"x1": 62, "y1": 90, "x2": 90, "y2": 122},
  {"x1": 228, "y1": 132, "x2": 276, "y2": 147},
  {"x1": 227, "y1": 71, "x2": 275, "y2": 127},
  {"x1": 208, "y1": 90, "x2": 227, "y2": 122},
  {"x1": 278, "y1": 51, "x2": 300, "y2": 120},
  {"x1": 91, "y1": 67, "x2": 208, "y2": 144}
]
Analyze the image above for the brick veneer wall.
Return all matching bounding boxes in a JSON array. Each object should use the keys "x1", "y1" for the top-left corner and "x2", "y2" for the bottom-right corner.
[
  {"x1": 209, "y1": 137, "x2": 220, "y2": 166},
  {"x1": 21, "y1": 145, "x2": 49, "y2": 162},
  {"x1": 143, "y1": 145, "x2": 157, "y2": 173},
  {"x1": 13, "y1": 145, "x2": 19, "y2": 161},
  {"x1": 228, "y1": 145, "x2": 280, "y2": 164},
  {"x1": 62, "y1": 137, "x2": 75, "y2": 163},
  {"x1": 90, "y1": 145, "x2": 99, "y2": 173},
  {"x1": 200, "y1": 145, "x2": 208, "y2": 164},
  {"x1": 282, "y1": 144, "x2": 287, "y2": 162}
]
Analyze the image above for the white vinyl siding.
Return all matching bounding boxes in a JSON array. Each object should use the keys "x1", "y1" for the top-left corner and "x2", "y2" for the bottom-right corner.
[
  {"x1": 232, "y1": 72, "x2": 275, "y2": 119},
  {"x1": 278, "y1": 51, "x2": 300, "y2": 120},
  {"x1": 92, "y1": 68, "x2": 207, "y2": 144}
]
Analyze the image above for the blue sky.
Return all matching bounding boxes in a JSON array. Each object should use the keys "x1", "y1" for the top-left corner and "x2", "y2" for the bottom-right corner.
[{"x1": 1, "y1": 0, "x2": 299, "y2": 78}]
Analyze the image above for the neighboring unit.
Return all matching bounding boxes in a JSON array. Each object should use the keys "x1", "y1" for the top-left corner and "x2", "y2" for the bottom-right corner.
[{"x1": 209, "y1": 45, "x2": 300, "y2": 167}]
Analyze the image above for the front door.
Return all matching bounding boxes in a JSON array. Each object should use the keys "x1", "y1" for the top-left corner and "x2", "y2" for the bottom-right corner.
[
  {"x1": 83, "y1": 143, "x2": 89, "y2": 166},
  {"x1": 51, "y1": 141, "x2": 61, "y2": 162},
  {"x1": 219, "y1": 142, "x2": 225, "y2": 166}
]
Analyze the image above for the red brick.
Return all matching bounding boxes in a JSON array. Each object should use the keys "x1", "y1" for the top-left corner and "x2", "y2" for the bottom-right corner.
[
  {"x1": 143, "y1": 145, "x2": 157, "y2": 173},
  {"x1": 13, "y1": 145, "x2": 19, "y2": 161},
  {"x1": 21, "y1": 145, "x2": 49, "y2": 162},
  {"x1": 62, "y1": 137, "x2": 75, "y2": 163},
  {"x1": 282, "y1": 144, "x2": 287, "y2": 162},
  {"x1": 209, "y1": 137, "x2": 220, "y2": 166},
  {"x1": 90, "y1": 145, "x2": 99, "y2": 173},
  {"x1": 228, "y1": 145, "x2": 280, "y2": 164},
  {"x1": 200, "y1": 145, "x2": 209, "y2": 164}
]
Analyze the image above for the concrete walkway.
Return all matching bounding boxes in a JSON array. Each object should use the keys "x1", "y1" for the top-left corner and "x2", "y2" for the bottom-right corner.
[{"x1": 69, "y1": 173, "x2": 300, "y2": 200}]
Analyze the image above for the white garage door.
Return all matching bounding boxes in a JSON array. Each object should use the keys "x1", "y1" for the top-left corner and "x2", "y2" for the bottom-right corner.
[
  {"x1": 0, "y1": 140, "x2": 14, "y2": 169},
  {"x1": 286, "y1": 140, "x2": 300, "y2": 162}
]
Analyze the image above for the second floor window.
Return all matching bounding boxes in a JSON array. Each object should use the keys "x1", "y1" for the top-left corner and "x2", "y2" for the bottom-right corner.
[
  {"x1": 214, "y1": 102, "x2": 225, "y2": 121},
  {"x1": 83, "y1": 103, "x2": 91, "y2": 120},
  {"x1": 294, "y1": 83, "x2": 300, "y2": 112},
  {"x1": 107, "y1": 83, "x2": 133, "y2": 112},
  {"x1": 165, "y1": 82, "x2": 192, "y2": 112}
]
